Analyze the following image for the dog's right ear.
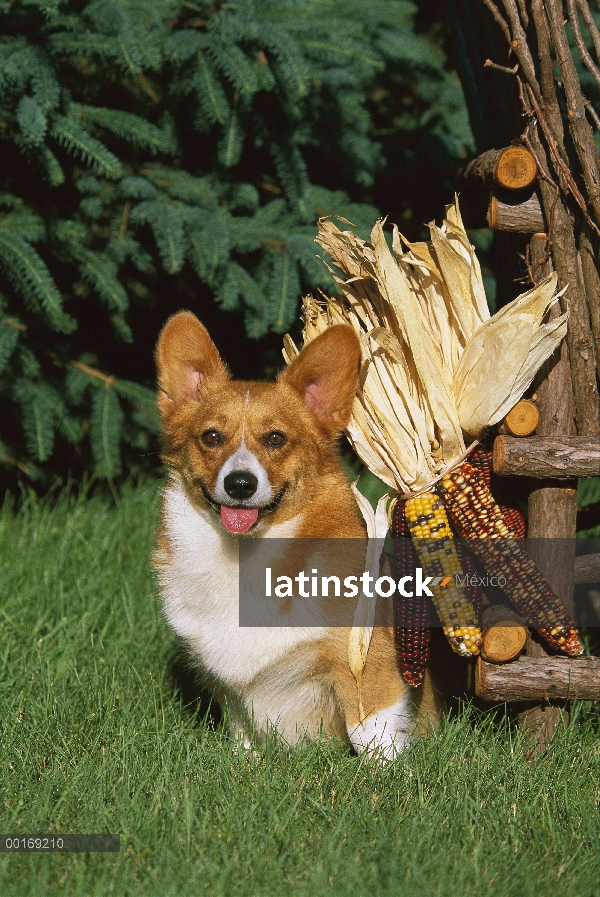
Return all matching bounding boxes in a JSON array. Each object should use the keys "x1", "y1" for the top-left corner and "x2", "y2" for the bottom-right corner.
[{"x1": 155, "y1": 311, "x2": 229, "y2": 416}]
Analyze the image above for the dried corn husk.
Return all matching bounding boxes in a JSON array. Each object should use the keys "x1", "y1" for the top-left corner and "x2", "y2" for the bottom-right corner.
[
  {"x1": 299, "y1": 197, "x2": 568, "y2": 475},
  {"x1": 390, "y1": 198, "x2": 568, "y2": 439},
  {"x1": 347, "y1": 489, "x2": 388, "y2": 722},
  {"x1": 453, "y1": 280, "x2": 567, "y2": 435}
]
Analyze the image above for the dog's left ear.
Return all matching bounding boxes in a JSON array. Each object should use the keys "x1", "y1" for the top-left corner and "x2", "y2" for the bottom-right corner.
[
  {"x1": 155, "y1": 311, "x2": 229, "y2": 418},
  {"x1": 280, "y1": 325, "x2": 361, "y2": 436}
]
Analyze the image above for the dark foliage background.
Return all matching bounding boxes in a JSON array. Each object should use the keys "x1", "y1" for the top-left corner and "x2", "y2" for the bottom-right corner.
[{"x1": 0, "y1": 0, "x2": 474, "y2": 488}]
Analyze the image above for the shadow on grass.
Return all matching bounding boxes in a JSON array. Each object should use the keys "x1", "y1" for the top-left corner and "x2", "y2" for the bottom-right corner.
[{"x1": 166, "y1": 642, "x2": 223, "y2": 730}]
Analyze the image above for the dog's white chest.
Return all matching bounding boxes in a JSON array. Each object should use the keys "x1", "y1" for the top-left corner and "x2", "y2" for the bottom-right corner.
[{"x1": 157, "y1": 482, "x2": 317, "y2": 689}]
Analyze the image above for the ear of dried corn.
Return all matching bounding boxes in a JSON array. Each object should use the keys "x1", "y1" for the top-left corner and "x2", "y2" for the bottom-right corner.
[
  {"x1": 404, "y1": 491, "x2": 482, "y2": 657},
  {"x1": 391, "y1": 499, "x2": 431, "y2": 688}
]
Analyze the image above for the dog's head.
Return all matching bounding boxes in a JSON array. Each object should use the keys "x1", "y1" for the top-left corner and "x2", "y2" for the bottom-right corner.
[{"x1": 155, "y1": 311, "x2": 361, "y2": 534}]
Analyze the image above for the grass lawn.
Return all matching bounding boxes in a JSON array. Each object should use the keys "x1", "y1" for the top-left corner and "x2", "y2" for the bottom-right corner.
[{"x1": 1, "y1": 482, "x2": 599, "y2": 896}]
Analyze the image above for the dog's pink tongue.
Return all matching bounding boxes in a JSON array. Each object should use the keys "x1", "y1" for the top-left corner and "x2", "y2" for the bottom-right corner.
[{"x1": 220, "y1": 506, "x2": 258, "y2": 534}]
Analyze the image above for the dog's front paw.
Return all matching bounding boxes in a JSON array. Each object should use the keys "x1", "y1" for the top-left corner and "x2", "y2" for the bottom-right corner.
[
  {"x1": 347, "y1": 694, "x2": 415, "y2": 761},
  {"x1": 232, "y1": 729, "x2": 261, "y2": 759}
]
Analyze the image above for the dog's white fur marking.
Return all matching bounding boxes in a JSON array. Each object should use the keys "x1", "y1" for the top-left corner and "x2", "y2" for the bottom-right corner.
[
  {"x1": 346, "y1": 693, "x2": 414, "y2": 760},
  {"x1": 213, "y1": 439, "x2": 273, "y2": 507},
  {"x1": 159, "y1": 480, "x2": 347, "y2": 745}
]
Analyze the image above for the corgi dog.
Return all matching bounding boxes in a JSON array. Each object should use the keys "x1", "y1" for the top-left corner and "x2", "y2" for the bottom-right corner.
[{"x1": 154, "y1": 311, "x2": 436, "y2": 759}]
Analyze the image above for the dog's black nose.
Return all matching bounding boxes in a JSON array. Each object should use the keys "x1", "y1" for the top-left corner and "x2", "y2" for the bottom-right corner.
[{"x1": 224, "y1": 471, "x2": 258, "y2": 500}]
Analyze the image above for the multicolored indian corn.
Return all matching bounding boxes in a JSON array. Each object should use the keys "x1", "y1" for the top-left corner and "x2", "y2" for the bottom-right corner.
[
  {"x1": 391, "y1": 499, "x2": 431, "y2": 687},
  {"x1": 469, "y1": 445, "x2": 493, "y2": 488},
  {"x1": 454, "y1": 539, "x2": 484, "y2": 619},
  {"x1": 438, "y1": 462, "x2": 583, "y2": 656},
  {"x1": 469, "y1": 447, "x2": 527, "y2": 539},
  {"x1": 404, "y1": 491, "x2": 482, "y2": 658},
  {"x1": 500, "y1": 505, "x2": 526, "y2": 540}
]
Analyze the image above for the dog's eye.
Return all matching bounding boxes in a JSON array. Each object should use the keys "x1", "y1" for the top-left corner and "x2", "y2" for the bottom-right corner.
[
  {"x1": 264, "y1": 431, "x2": 286, "y2": 448},
  {"x1": 201, "y1": 429, "x2": 223, "y2": 446}
]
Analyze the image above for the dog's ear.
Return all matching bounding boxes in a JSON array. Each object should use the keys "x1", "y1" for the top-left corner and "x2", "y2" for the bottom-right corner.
[
  {"x1": 279, "y1": 325, "x2": 361, "y2": 436},
  {"x1": 155, "y1": 311, "x2": 229, "y2": 416}
]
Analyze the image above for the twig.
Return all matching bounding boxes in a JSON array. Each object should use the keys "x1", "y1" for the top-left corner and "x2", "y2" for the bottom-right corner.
[
  {"x1": 531, "y1": 0, "x2": 566, "y2": 146},
  {"x1": 584, "y1": 98, "x2": 600, "y2": 131},
  {"x1": 526, "y1": 83, "x2": 600, "y2": 235},
  {"x1": 118, "y1": 201, "x2": 131, "y2": 241},
  {"x1": 517, "y1": 90, "x2": 561, "y2": 277},
  {"x1": 567, "y1": 0, "x2": 600, "y2": 94},
  {"x1": 577, "y1": 0, "x2": 600, "y2": 65},
  {"x1": 526, "y1": 112, "x2": 600, "y2": 437},
  {"x1": 482, "y1": 0, "x2": 512, "y2": 44},
  {"x1": 519, "y1": 126, "x2": 559, "y2": 239},
  {"x1": 517, "y1": 0, "x2": 529, "y2": 27},
  {"x1": 137, "y1": 72, "x2": 160, "y2": 105},
  {"x1": 545, "y1": 0, "x2": 600, "y2": 232},
  {"x1": 500, "y1": 0, "x2": 543, "y2": 105},
  {"x1": 1, "y1": 317, "x2": 26, "y2": 332},
  {"x1": 484, "y1": 58, "x2": 519, "y2": 74},
  {"x1": 492, "y1": 0, "x2": 566, "y2": 157}
]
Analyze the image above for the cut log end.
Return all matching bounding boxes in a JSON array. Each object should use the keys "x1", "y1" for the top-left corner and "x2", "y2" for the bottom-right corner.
[
  {"x1": 504, "y1": 399, "x2": 540, "y2": 437},
  {"x1": 460, "y1": 146, "x2": 537, "y2": 191},
  {"x1": 481, "y1": 622, "x2": 527, "y2": 663},
  {"x1": 495, "y1": 146, "x2": 537, "y2": 190}
]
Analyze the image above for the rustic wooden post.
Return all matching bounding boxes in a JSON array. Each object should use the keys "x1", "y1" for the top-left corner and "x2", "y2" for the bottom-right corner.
[{"x1": 517, "y1": 234, "x2": 577, "y2": 753}]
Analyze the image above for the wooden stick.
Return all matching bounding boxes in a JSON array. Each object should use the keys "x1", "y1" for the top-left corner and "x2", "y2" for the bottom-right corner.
[
  {"x1": 574, "y1": 553, "x2": 600, "y2": 584},
  {"x1": 578, "y1": 224, "x2": 600, "y2": 375},
  {"x1": 487, "y1": 191, "x2": 544, "y2": 231},
  {"x1": 567, "y1": 0, "x2": 600, "y2": 94},
  {"x1": 546, "y1": 0, "x2": 600, "y2": 231},
  {"x1": 531, "y1": 0, "x2": 565, "y2": 140},
  {"x1": 493, "y1": 435, "x2": 600, "y2": 478},
  {"x1": 495, "y1": 145, "x2": 537, "y2": 189},
  {"x1": 523, "y1": 56, "x2": 600, "y2": 436},
  {"x1": 522, "y1": 231, "x2": 577, "y2": 744},
  {"x1": 476, "y1": 655, "x2": 600, "y2": 701},
  {"x1": 499, "y1": 0, "x2": 543, "y2": 105},
  {"x1": 482, "y1": 0, "x2": 511, "y2": 44},
  {"x1": 576, "y1": 0, "x2": 600, "y2": 65}
]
